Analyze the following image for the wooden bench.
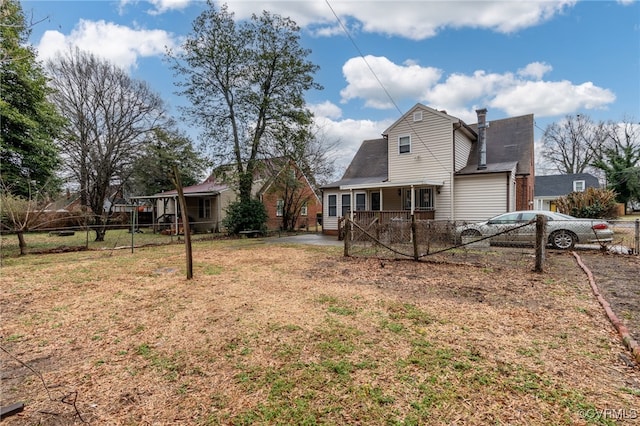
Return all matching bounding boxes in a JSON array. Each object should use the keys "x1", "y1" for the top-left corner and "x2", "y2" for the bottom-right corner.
[{"x1": 239, "y1": 230, "x2": 262, "y2": 238}]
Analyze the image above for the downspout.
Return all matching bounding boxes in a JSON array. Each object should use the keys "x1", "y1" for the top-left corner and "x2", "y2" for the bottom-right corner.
[
  {"x1": 452, "y1": 122, "x2": 463, "y2": 220},
  {"x1": 506, "y1": 174, "x2": 510, "y2": 211}
]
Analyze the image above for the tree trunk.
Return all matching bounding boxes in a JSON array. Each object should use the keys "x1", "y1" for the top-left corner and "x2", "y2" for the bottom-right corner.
[
  {"x1": 238, "y1": 170, "x2": 253, "y2": 204},
  {"x1": 17, "y1": 231, "x2": 27, "y2": 256}
]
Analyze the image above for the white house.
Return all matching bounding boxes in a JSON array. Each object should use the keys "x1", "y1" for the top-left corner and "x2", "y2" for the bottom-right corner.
[{"x1": 321, "y1": 104, "x2": 535, "y2": 235}]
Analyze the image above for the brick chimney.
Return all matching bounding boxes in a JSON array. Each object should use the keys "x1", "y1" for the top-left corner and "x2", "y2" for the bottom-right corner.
[{"x1": 476, "y1": 108, "x2": 488, "y2": 170}]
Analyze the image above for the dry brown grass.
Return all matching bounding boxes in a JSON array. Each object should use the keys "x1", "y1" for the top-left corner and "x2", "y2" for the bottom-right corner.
[{"x1": 1, "y1": 239, "x2": 639, "y2": 425}]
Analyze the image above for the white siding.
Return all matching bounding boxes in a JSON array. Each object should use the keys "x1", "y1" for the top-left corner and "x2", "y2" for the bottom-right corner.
[
  {"x1": 386, "y1": 106, "x2": 456, "y2": 219},
  {"x1": 454, "y1": 130, "x2": 473, "y2": 172},
  {"x1": 322, "y1": 190, "x2": 352, "y2": 231},
  {"x1": 387, "y1": 109, "x2": 453, "y2": 184},
  {"x1": 454, "y1": 174, "x2": 512, "y2": 222}
]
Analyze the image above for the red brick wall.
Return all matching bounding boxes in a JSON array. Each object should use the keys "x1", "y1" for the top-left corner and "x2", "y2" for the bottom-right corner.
[
  {"x1": 515, "y1": 175, "x2": 534, "y2": 211},
  {"x1": 262, "y1": 185, "x2": 321, "y2": 231}
]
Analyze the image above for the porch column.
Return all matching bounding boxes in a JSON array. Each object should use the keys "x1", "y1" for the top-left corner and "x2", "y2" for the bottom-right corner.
[
  {"x1": 174, "y1": 196, "x2": 179, "y2": 235},
  {"x1": 379, "y1": 189, "x2": 383, "y2": 211},
  {"x1": 410, "y1": 185, "x2": 415, "y2": 215},
  {"x1": 349, "y1": 189, "x2": 354, "y2": 222}
]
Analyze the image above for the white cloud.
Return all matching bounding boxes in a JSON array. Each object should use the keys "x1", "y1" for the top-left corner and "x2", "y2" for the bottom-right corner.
[
  {"x1": 146, "y1": 0, "x2": 192, "y2": 15},
  {"x1": 36, "y1": 19, "x2": 180, "y2": 71},
  {"x1": 338, "y1": 55, "x2": 616, "y2": 120},
  {"x1": 119, "y1": 0, "x2": 191, "y2": 15},
  {"x1": 340, "y1": 56, "x2": 442, "y2": 109},
  {"x1": 310, "y1": 101, "x2": 393, "y2": 178},
  {"x1": 222, "y1": 0, "x2": 577, "y2": 40},
  {"x1": 490, "y1": 81, "x2": 616, "y2": 117},
  {"x1": 309, "y1": 101, "x2": 343, "y2": 120},
  {"x1": 518, "y1": 62, "x2": 553, "y2": 80}
]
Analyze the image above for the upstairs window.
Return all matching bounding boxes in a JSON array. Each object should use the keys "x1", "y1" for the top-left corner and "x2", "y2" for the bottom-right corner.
[
  {"x1": 276, "y1": 199, "x2": 284, "y2": 216},
  {"x1": 399, "y1": 135, "x2": 411, "y2": 154},
  {"x1": 573, "y1": 180, "x2": 585, "y2": 192},
  {"x1": 301, "y1": 202, "x2": 308, "y2": 216}
]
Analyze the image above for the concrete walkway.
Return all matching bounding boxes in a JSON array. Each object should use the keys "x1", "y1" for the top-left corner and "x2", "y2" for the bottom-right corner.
[{"x1": 266, "y1": 233, "x2": 343, "y2": 246}]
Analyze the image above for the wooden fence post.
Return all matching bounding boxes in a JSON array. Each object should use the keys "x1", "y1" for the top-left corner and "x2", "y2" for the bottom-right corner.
[
  {"x1": 534, "y1": 214, "x2": 546, "y2": 272},
  {"x1": 343, "y1": 219, "x2": 351, "y2": 257},
  {"x1": 172, "y1": 166, "x2": 193, "y2": 280}
]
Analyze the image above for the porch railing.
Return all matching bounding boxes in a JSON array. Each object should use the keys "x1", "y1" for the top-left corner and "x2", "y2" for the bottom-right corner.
[{"x1": 338, "y1": 210, "x2": 435, "y2": 239}]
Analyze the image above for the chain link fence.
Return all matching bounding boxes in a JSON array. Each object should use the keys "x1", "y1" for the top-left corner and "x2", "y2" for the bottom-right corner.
[{"x1": 343, "y1": 215, "x2": 639, "y2": 266}]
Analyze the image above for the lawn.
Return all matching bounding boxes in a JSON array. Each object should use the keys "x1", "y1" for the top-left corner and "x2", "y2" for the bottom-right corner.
[{"x1": 1, "y1": 238, "x2": 638, "y2": 425}]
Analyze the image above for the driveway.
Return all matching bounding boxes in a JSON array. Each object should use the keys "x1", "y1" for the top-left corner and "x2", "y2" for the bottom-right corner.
[{"x1": 266, "y1": 232, "x2": 343, "y2": 246}]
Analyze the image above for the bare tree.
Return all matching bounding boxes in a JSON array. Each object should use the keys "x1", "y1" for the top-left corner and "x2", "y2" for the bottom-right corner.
[
  {"x1": 46, "y1": 48, "x2": 166, "y2": 241},
  {"x1": 259, "y1": 123, "x2": 336, "y2": 230},
  {"x1": 540, "y1": 114, "x2": 606, "y2": 174}
]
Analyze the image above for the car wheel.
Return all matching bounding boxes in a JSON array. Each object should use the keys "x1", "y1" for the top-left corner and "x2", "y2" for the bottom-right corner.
[{"x1": 549, "y1": 230, "x2": 576, "y2": 250}]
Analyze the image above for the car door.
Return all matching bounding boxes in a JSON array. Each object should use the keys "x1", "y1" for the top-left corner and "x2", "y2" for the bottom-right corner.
[
  {"x1": 515, "y1": 212, "x2": 538, "y2": 244},
  {"x1": 485, "y1": 212, "x2": 522, "y2": 244}
]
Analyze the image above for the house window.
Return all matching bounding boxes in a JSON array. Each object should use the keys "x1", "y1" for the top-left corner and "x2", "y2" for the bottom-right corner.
[
  {"x1": 371, "y1": 192, "x2": 381, "y2": 211},
  {"x1": 276, "y1": 199, "x2": 284, "y2": 216},
  {"x1": 301, "y1": 202, "x2": 308, "y2": 216},
  {"x1": 417, "y1": 188, "x2": 433, "y2": 210},
  {"x1": 328, "y1": 195, "x2": 337, "y2": 217},
  {"x1": 198, "y1": 198, "x2": 211, "y2": 219},
  {"x1": 355, "y1": 193, "x2": 366, "y2": 211},
  {"x1": 399, "y1": 135, "x2": 411, "y2": 154},
  {"x1": 573, "y1": 180, "x2": 585, "y2": 192},
  {"x1": 341, "y1": 194, "x2": 351, "y2": 217}
]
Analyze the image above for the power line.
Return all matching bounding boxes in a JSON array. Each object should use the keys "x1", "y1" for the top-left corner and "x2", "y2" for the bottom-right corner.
[{"x1": 324, "y1": 0, "x2": 451, "y2": 174}]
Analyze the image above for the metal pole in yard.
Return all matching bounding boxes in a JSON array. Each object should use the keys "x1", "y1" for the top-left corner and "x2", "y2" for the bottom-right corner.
[
  {"x1": 534, "y1": 214, "x2": 546, "y2": 272},
  {"x1": 131, "y1": 204, "x2": 135, "y2": 253},
  {"x1": 635, "y1": 218, "x2": 639, "y2": 256},
  {"x1": 411, "y1": 214, "x2": 419, "y2": 261}
]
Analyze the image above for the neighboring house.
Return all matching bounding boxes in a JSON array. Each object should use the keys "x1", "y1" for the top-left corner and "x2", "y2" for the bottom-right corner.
[
  {"x1": 321, "y1": 104, "x2": 535, "y2": 234},
  {"x1": 134, "y1": 159, "x2": 320, "y2": 234},
  {"x1": 259, "y1": 160, "x2": 322, "y2": 231},
  {"x1": 533, "y1": 173, "x2": 600, "y2": 211}
]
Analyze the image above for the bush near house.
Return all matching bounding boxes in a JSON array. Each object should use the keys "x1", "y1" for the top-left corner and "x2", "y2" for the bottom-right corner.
[
  {"x1": 222, "y1": 199, "x2": 268, "y2": 235},
  {"x1": 555, "y1": 187, "x2": 618, "y2": 219}
]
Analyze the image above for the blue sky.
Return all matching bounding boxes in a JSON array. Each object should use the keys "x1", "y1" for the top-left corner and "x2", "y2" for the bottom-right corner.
[{"x1": 22, "y1": 0, "x2": 640, "y2": 176}]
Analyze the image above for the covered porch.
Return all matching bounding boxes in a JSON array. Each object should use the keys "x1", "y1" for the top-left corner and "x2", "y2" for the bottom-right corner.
[{"x1": 335, "y1": 179, "x2": 442, "y2": 237}]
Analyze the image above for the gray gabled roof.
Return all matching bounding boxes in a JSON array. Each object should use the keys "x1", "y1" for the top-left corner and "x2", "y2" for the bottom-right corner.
[
  {"x1": 323, "y1": 138, "x2": 388, "y2": 188},
  {"x1": 464, "y1": 114, "x2": 534, "y2": 176},
  {"x1": 534, "y1": 173, "x2": 600, "y2": 197}
]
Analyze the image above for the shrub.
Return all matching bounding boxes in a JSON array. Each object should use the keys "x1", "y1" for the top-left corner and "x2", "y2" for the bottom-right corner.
[
  {"x1": 555, "y1": 187, "x2": 618, "y2": 219},
  {"x1": 222, "y1": 199, "x2": 268, "y2": 235}
]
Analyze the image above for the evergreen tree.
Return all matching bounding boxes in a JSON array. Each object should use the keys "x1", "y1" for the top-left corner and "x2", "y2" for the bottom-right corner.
[{"x1": 0, "y1": 0, "x2": 64, "y2": 197}]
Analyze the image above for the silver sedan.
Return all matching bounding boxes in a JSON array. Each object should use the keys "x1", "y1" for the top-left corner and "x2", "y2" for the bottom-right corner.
[{"x1": 456, "y1": 210, "x2": 614, "y2": 250}]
